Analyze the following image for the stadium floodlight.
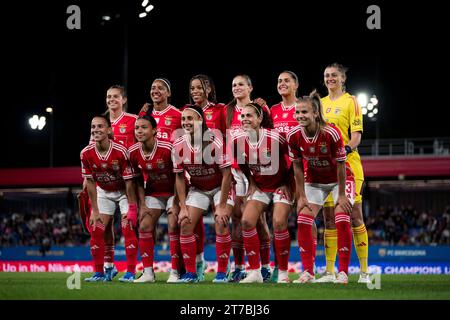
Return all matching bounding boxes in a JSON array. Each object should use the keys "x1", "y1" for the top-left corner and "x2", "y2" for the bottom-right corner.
[
  {"x1": 142, "y1": 0, "x2": 149, "y2": 7},
  {"x1": 145, "y1": 4, "x2": 154, "y2": 12},
  {"x1": 373, "y1": 107, "x2": 378, "y2": 115},
  {"x1": 357, "y1": 93, "x2": 368, "y2": 108},
  {"x1": 139, "y1": 12, "x2": 147, "y2": 18},
  {"x1": 370, "y1": 95, "x2": 378, "y2": 106},
  {"x1": 29, "y1": 115, "x2": 46, "y2": 130},
  {"x1": 368, "y1": 112, "x2": 374, "y2": 118},
  {"x1": 367, "y1": 103, "x2": 374, "y2": 111},
  {"x1": 362, "y1": 108, "x2": 368, "y2": 115},
  {"x1": 46, "y1": 107, "x2": 53, "y2": 113},
  {"x1": 102, "y1": 15, "x2": 111, "y2": 21}
]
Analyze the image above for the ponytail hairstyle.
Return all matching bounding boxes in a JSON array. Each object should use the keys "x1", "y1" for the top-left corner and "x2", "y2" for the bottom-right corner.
[
  {"x1": 297, "y1": 90, "x2": 327, "y2": 132},
  {"x1": 138, "y1": 114, "x2": 158, "y2": 132},
  {"x1": 226, "y1": 74, "x2": 253, "y2": 128},
  {"x1": 325, "y1": 62, "x2": 348, "y2": 92},
  {"x1": 152, "y1": 77, "x2": 172, "y2": 103},
  {"x1": 182, "y1": 104, "x2": 212, "y2": 154},
  {"x1": 104, "y1": 84, "x2": 128, "y2": 117},
  {"x1": 93, "y1": 114, "x2": 113, "y2": 139},
  {"x1": 189, "y1": 74, "x2": 217, "y2": 105},
  {"x1": 245, "y1": 102, "x2": 274, "y2": 129},
  {"x1": 280, "y1": 70, "x2": 299, "y2": 96}
]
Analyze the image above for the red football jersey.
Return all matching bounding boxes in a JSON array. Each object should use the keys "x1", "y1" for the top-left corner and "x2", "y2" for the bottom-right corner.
[
  {"x1": 111, "y1": 112, "x2": 138, "y2": 148},
  {"x1": 80, "y1": 141, "x2": 133, "y2": 192},
  {"x1": 231, "y1": 129, "x2": 289, "y2": 192},
  {"x1": 172, "y1": 133, "x2": 230, "y2": 191},
  {"x1": 287, "y1": 124, "x2": 347, "y2": 184},
  {"x1": 128, "y1": 139, "x2": 175, "y2": 197},
  {"x1": 139, "y1": 105, "x2": 182, "y2": 142},
  {"x1": 181, "y1": 102, "x2": 226, "y2": 137},
  {"x1": 270, "y1": 102, "x2": 298, "y2": 135}
]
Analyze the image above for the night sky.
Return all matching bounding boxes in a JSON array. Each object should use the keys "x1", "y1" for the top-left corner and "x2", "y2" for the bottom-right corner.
[{"x1": 3, "y1": 0, "x2": 447, "y2": 168}]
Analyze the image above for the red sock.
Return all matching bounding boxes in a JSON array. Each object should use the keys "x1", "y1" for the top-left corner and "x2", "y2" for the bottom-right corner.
[
  {"x1": 194, "y1": 216, "x2": 205, "y2": 255},
  {"x1": 104, "y1": 245, "x2": 115, "y2": 265},
  {"x1": 335, "y1": 212, "x2": 352, "y2": 274},
  {"x1": 260, "y1": 240, "x2": 271, "y2": 266},
  {"x1": 122, "y1": 221, "x2": 138, "y2": 273},
  {"x1": 169, "y1": 232, "x2": 182, "y2": 272},
  {"x1": 180, "y1": 234, "x2": 197, "y2": 274},
  {"x1": 216, "y1": 233, "x2": 232, "y2": 273},
  {"x1": 313, "y1": 238, "x2": 317, "y2": 265},
  {"x1": 297, "y1": 214, "x2": 314, "y2": 274},
  {"x1": 139, "y1": 231, "x2": 154, "y2": 268},
  {"x1": 231, "y1": 241, "x2": 245, "y2": 266},
  {"x1": 274, "y1": 229, "x2": 291, "y2": 271},
  {"x1": 242, "y1": 228, "x2": 260, "y2": 270},
  {"x1": 90, "y1": 222, "x2": 105, "y2": 273}
]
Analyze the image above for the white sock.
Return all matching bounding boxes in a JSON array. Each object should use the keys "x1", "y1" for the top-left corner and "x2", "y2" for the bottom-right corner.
[
  {"x1": 144, "y1": 267, "x2": 153, "y2": 274},
  {"x1": 196, "y1": 252, "x2": 204, "y2": 262},
  {"x1": 105, "y1": 262, "x2": 113, "y2": 268},
  {"x1": 262, "y1": 264, "x2": 270, "y2": 269}
]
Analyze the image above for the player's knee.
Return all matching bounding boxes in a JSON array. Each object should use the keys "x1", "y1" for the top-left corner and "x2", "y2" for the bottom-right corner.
[
  {"x1": 180, "y1": 221, "x2": 194, "y2": 235},
  {"x1": 272, "y1": 217, "x2": 287, "y2": 231},
  {"x1": 241, "y1": 218, "x2": 255, "y2": 230}
]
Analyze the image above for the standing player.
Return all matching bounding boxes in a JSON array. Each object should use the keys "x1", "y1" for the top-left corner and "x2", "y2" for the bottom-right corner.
[
  {"x1": 127, "y1": 115, "x2": 179, "y2": 283},
  {"x1": 139, "y1": 78, "x2": 185, "y2": 282},
  {"x1": 173, "y1": 105, "x2": 234, "y2": 283},
  {"x1": 287, "y1": 91, "x2": 354, "y2": 284},
  {"x1": 103, "y1": 85, "x2": 138, "y2": 282},
  {"x1": 80, "y1": 115, "x2": 138, "y2": 282},
  {"x1": 318, "y1": 63, "x2": 370, "y2": 283},
  {"x1": 231, "y1": 103, "x2": 293, "y2": 283},
  {"x1": 225, "y1": 74, "x2": 273, "y2": 282}
]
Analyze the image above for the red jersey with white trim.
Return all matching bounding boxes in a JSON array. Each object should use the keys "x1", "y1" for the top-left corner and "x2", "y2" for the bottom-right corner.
[
  {"x1": 80, "y1": 140, "x2": 133, "y2": 192},
  {"x1": 128, "y1": 139, "x2": 175, "y2": 197},
  {"x1": 287, "y1": 124, "x2": 347, "y2": 184},
  {"x1": 139, "y1": 105, "x2": 182, "y2": 142},
  {"x1": 172, "y1": 133, "x2": 230, "y2": 191},
  {"x1": 231, "y1": 129, "x2": 289, "y2": 192},
  {"x1": 182, "y1": 102, "x2": 227, "y2": 136},
  {"x1": 111, "y1": 112, "x2": 138, "y2": 148},
  {"x1": 270, "y1": 102, "x2": 298, "y2": 135}
]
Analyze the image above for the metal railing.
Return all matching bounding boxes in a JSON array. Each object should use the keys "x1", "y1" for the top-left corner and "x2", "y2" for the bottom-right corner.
[{"x1": 358, "y1": 137, "x2": 450, "y2": 156}]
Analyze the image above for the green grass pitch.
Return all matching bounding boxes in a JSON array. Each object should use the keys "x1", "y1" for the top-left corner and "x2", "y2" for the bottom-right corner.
[{"x1": 1, "y1": 272, "x2": 449, "y2": 300}]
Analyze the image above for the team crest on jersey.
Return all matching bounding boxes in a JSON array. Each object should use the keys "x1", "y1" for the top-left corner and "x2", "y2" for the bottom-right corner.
[
  {"x1": 319, "y1": 142, "x2": 328, "y2": 154},
  {"x1": 112, "y1": 160, "x2": 120, "y2": 171},
  {"x1": 157, "y1": 159, "x2": 165, "y2": 169},
  {"x1": 146, "y1": 163, "x2": 152, "y2": 170},
  {"x1": 165, "y1": 117, "x2": 172, "y2": 125},
  {"x1": 326, "y1": 108, "x2": 331, "y2": 113},
  {"x1": 119, "y1": 124, "x2": 127, "y2": 133},
  {"x1": 205, "y1": 112, "x2": 213, "y2": 121},
  {"x1": 101, "y1": 162, "x2": 108, "y2": 169}
]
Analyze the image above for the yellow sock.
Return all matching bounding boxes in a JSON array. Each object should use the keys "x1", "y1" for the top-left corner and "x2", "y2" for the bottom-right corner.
[
  {"x1": 352, "y1": 224, "x2": 369, "y2": 273},
  {"x1": 324, "y1": 229, "x2": 338, "y2": 274}
]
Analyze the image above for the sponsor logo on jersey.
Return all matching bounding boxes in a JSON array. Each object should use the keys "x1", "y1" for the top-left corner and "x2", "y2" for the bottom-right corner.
[
  {"x1": 93, "y1": 164, "x2": 97, "y2": 169},
  {"x1": 155, "y1": 117, "x2": 160, "y2": 124},
  {"x1": 309, "y1": 146, "x2": 315, "y2": 153},
  {"x1": 273, "y1": 115, "x2": 278, "y2": 119},
  {"x1": 353, "y1": 119, "x2": 362, "y2": 126},
  {"x1": 101, "y1": 163, "x2": 107, "y2": 169},
  {"x1": 146, "y1": 163, "x2": 152, "y2": 170},
  {"x1": 282, "y1": 113, "x2": 288, "y2": 119}
]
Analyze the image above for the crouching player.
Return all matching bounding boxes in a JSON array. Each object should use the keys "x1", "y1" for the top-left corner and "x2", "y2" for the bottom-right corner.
[
  {"x1": 287, "y1": 91, "x2": 354, "y2": 284},
  {"x1": 173, "y1": 105, "x2": 235, "y2": 283},
  {"x1": 80, "y1": 115, "x2": 138, "y2": 282},
  {"x1": 127, "y1": 115, "x2": 180, "y2": 283}
]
